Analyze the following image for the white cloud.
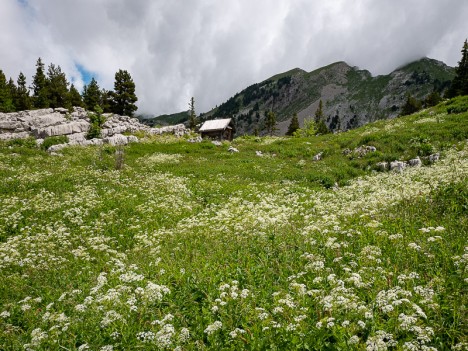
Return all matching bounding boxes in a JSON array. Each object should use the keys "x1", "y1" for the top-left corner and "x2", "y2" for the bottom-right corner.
[{"x1": 1, "y1": 0, "x2": 467, "y2": 115}]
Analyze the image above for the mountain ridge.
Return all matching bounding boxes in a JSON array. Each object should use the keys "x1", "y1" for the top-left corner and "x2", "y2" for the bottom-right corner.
[{"x1": 148, "y1": 57, "x2": 455, "y2": 134}]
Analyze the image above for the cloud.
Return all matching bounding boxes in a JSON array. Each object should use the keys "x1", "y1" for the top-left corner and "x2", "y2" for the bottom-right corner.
[{"x1": 1, "y1": 0, "x2": 467, "y2": 115}]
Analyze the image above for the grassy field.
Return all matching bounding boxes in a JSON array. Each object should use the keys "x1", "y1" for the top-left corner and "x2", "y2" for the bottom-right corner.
[{"x1": 0, "y1": 97, "x2": 467, "y2": 350}]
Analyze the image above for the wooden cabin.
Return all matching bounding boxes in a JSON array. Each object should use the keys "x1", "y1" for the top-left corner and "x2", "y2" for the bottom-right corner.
[{"x1": 199, "y1": 118, "x2": 235, "y2": 141}]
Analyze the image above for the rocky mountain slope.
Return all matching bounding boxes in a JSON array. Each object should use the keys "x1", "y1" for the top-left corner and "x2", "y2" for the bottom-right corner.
[{"x1": 199, "y1": 57, "x2": 454, "y2": 135}]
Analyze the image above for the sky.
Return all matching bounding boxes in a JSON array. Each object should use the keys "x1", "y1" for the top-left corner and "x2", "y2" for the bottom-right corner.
[{"x1": 1, "y1": 0, "x2": 467, "y2": 116}]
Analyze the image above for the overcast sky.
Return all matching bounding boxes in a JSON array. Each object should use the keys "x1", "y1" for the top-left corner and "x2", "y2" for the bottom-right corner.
[{"x1": 1, "y1": 0, "x2": 467, "y2": 115}]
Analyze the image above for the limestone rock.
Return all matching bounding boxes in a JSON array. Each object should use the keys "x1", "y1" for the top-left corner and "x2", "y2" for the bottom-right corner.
[
  {"x1": 228, "y1": 146, "x2": 239, "y2": 153},
  {"x1": 104, "y1": 134, "x2": 128, "y2": 146},
  {"x1": 390, "y1": 160, "x2": 406, "y2": 172},
  {"x1": 313, "y1": 152, "x2": 323, "y2": 161},
  {"x1": 408, "y1": 157, "x2": 422, "y2": 167}
]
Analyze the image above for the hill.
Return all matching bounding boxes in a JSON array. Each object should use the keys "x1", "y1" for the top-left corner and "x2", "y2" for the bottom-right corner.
[
  {"x1": 201, "y1": 57, "x2": 455, "y2": 135},
  {"x1": 0, "y1": 96, "x2": 467, "y2": 350}
]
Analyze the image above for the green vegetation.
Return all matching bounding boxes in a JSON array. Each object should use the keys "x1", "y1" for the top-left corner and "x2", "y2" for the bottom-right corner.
[
  {"x1": 86, "y1": 106, "x2": 106, "y2": 139},
  {"x1": 0, "y1": 99, "x2": 467, "y2": 350},
  {"x1": 40, "y1": 135, "x2": 69, "y2": 150}
]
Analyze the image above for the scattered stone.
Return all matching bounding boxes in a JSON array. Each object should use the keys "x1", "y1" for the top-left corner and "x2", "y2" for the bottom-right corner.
[
  {"x1": 390, "y1": 160, "x2": 406, "y2": 172},
  {"x1": 376, "y1": 161, "x2": 389, "y2": 171},
  {"x1": 187, "y1": 136, "x2": 202, "y2": 143},
  {"x1": 428, "y1": 153, "x2": 440, "y2": 163},
  {"x1": 47, "y1": 144, "x2": 67, "y2": 153},
  {"x1": 127, "y1": 135, "x2": 139, "y2": 143},
  {"x1": 228, "y1": 146, "x2": 239, "y2": 153},
  {"x1": 255, "y1": 150, "x2": 263, "y2": 157},
  {"x1": 408, "y1": 157, "x2": 422, "y2": 167},
  {"x1": 342, "y1": 148, "x2": 351, "y2": 155},
  {"x1": 313, "y1": 152, "x2": 323, "y2": 161},
  {"x1": 353, "y1": 145, "x2": 377, "y2": 157},
  {"x1": 212, "y1": 140, "x2": 222, "y2": 146}
]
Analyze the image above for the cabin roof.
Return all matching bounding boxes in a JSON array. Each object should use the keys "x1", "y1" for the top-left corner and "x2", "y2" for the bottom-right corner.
[{"x1": 199, "y1": 118, "x2": 232, "y2": 132}]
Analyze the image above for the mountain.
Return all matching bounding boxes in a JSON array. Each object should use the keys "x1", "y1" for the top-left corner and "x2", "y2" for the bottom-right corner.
[
  {"x1": 137, "y1": 110, "x2": 189, "y2": 127},
  {"x1": 200, "y1": 57, "x2": 455, "y2": 135}
]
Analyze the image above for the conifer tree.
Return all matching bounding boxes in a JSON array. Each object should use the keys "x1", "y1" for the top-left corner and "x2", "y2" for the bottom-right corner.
[
  {"x1": 46, "y1": 64, "x2": 69, "y2": 108},
  {"x1": 31, "y1": 58, "x2": 49, "y2": 108},
  {"x1": 286, "y1": 113, "x2": 299, "y2": 136},
  {"x1": 101, "y1": 89, "x2": 114, "y2": 113},
  {"x1": 188, "y1": 97, "x2": 197, "y2": 130},
  {"x1": 112, "y1": 69, "x2": 137, "y2": 116},
  {"x1": 400, "y1": 94, "x2": 422, "y2": 116},
  {"x1": 314, "y1": 100, "x2": 330, "y2": 134},
  {"x1": 82, "y1": 78, "x2": 102, "y2": 112},
  {"x1": 0, "y1": 71, "x2": 15, "y2": 112},
  {"x1": 265, "y1": 110, "x2": 277, "y2": 136},
  {"x1": 447, "y1": 39, "x2": 468, "y2": 98},
  {"x1": 68, "y1": 84, "x2": 84, "y2": 108},
  {"x1": 15, "y1": 72, "x2": 31, "y2": 111},
  {"x1": 314, "y1": 100, "x2": 324, "y2": 123}
]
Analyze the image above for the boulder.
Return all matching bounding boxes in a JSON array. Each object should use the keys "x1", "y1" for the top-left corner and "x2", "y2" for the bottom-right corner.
[
  {"x1": 212, "y1": 140, "x2": 222, "y2": 146},
  {"x1": 390, "y1": 161, "x2": 406, "y2": 172},
  {"x1": 255, "y1": 150, "x2": 263, "y2": 157},
  {"x1": 376, "y1": 161, "x2": 388, "y2": 171},
  {"x1": 104, "y1": 134, "x2": 128, "y2": 146},
  {"x1": 428, "y1": 153, "x2": 440, "y2": 163},
  {"x1": 228, "y1": 146, "x2": 239, "y2": 153},
  {"x1": 47, "y1": 144, "x2": 67, "y2": 153},
  {"x1": 127, "y1": 135, "x2": 139, "y2": 143},
  {"x1": 313, "y1": 152, "x2": 323, "y2": 161},
  {"x1": 408, "y1": 157, "x2": 422, "y2": 167}
]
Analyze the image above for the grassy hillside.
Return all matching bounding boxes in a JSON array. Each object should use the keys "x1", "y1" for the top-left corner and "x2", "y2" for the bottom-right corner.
[{"x1": 0, "y1": 97, "x2": 467, "y2": 350}]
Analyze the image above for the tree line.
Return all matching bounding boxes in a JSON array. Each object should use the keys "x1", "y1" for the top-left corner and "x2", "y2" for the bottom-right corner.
[{"x1": 0, "y1": 58, "x2": 138, "y2": 116}]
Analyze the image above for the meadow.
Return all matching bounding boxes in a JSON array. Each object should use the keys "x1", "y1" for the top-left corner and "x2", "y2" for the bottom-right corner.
[{"x1": 0, "y1": 97, "x2": 467, "y2": 350}]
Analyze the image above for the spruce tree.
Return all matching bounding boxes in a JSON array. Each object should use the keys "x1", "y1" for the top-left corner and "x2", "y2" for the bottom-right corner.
[
  {"x1": 15, "y1": 72, "x2": 32, "y2": 111},
  {"x1": 286, "y1": 113, "x2": 299, "y2": 136},
  {"x1": 314, "y1": 99, "x2": 330, "y2": 134},
  {"x1": 82, "y1": 78, "x2": 102, "y2": 112},
  {"x1": 68, "y1": 84, "x2": 84, "y2": 108},
  {"x1": 314, "y1": 100, "x2": 324, "y2": 123},
  {"x1": 112, "y1": 69, "x2": 137, "y2": 116},
  {"x1": 447, "y1": 39, "x2": 468, "y2": 98},
  {"x1": 31, "y1": 58, "x2": 49, "y2": 108},
  {"x1": 101, "y1": 89, "x2": 114, "y2": 113},
  {"x1": 265, "y1": 110, "x2": 277, "y2": 136},
  {"x1": 188, "y1": 97, "x2": 197, "y2": 130},
  {"x1": 46, "y1": 64, "x2": 69, "y2": 108},
  {"x1": 0, "y1": 71, "x2": 15, "y2": 112}
]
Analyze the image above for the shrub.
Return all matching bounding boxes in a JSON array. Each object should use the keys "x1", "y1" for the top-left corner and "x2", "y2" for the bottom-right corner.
[
  {"x1": 87, "y1": 106, "x2": 106, "y2": 139},
  {"x1": 41, "y1": 135, "x2": 69, "y2": 150},
  {"x1": 6, "y1": 137, "x2": 37, "y2": 148}
]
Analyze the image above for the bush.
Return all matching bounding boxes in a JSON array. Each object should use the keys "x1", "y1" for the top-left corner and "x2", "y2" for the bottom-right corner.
[
  {"x1": 445, "y1": 96, "x2": 468, "y2": 114},
  {"x1": 87, "y1": 106, "x2": 106, "y2": 139},
  {"x1": 6, "y1": 137, "x2": 37, "y2": 148},
  {"x1": 41, "y1": 135, "x2": 69, "y2": 150}
]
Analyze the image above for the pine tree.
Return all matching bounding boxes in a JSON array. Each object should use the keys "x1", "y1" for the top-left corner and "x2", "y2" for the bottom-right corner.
[
  {"x1": 15, "y1": 72, "x2": 31, "y2": 111},
  {"x1": 188, "y1": 97, "x2": 197, "y2": 130},
  {"x1": 112, "y1": 69, "x2": 137, "y2": 116},
  {"x1": 68, "y1": 84, "x2": 84, "y2": 108},
  {"x1": 0, "y1": 71, "x2": 15, "y2": 112},
  {"x1": 31, "y1": 58, "x2": 49, "y2": 108},
  {"x1": 265, "y1": 110, "x2": 277, "y2": 136},
  {"x1": 314, "y1": 100, "x2": 324, "y2": 123},
  {"x1": 82, "y1": 78, "x2": 102, "y2": 112},
  {"x1": 101, "y1": 89, "x2": 114, "y2": 113},
  {"x1": 46, "y1": 64, "x2": 69, "y2": 108},
  {"x1": 447, "y1": 39, "x2": 468, "y2": 98},
  {"x1": 286, "y1": 113, "x2": 299, "y2": 136},
  {"x1": 313, "y1": 99, "x2": 330, "y2": 134}
]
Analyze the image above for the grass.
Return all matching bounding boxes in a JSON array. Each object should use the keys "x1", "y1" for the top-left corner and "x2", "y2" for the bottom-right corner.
[{"x1": 0, "y1": 98, "x2": 467, "y2": 350}]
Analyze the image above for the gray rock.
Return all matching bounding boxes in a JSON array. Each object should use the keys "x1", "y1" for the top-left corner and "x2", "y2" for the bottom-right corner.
[
  {"x1": 408, "y1": 157, "x2": 422, "y2": 167},
  {"x1": 313, "y1": 152, "x2": 323, "y2": 161},
  {"x1": 0, "y1": 131, "x2": 30, "y2": 141},
  {"x1": 376, "y1": 161, "x2": 388, "y2": 171},
  {"x1": 212, "y1": 140, "x2": 222, "y2": 146},
  {"x1": 428, "y1": 153, "x2": 440, "y2": 163},
  {"x1": 104, "y1": 134, "x2": 128, "y2": 146},
  {"x1": 47, "y1": 144, "x2": 67, "y2": 153},
  {"x1": 228, "y1": 146, "x2": 239, "y2": 153},
  {"x1": 54, "y1": 107, "x2": 69, "y2": 114},
  {"x1": 255, "y1": 150, "x2": 263, "y2": 157},
  {"x1": 390, "y1": 160, "x2": 406, "y2": 172},
  {"x1": 127, "y1": 135, "x2": 138, "y2": 143}
]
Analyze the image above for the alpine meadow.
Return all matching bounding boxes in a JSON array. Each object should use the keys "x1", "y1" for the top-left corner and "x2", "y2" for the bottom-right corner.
[
  {"x1": 0, "y1": 94, "x2": 467, "y2": 350},
  {"x1": 1, "y1": 1, "x2": 468, "y2": 349}
]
